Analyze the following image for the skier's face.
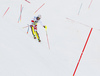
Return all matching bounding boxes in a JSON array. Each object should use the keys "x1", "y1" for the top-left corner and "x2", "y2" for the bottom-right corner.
[{"x1": 37, "y1": 17, "x2": 40, "y2": 20}]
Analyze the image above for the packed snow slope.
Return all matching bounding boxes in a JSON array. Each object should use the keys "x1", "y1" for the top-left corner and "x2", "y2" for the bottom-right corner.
[{"x1": 0, "y1": 0, "x2": 100, "y2": 76}]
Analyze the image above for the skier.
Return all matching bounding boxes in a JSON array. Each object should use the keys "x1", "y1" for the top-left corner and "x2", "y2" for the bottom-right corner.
[{"x1": 30, "y1": 15, "x2": 46, "y2": 42}]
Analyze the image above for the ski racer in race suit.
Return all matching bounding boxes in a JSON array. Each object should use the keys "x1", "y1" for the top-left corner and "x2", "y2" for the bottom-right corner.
[{"x1": 30, "y1": 15, "x2": 46, "y2": 42}]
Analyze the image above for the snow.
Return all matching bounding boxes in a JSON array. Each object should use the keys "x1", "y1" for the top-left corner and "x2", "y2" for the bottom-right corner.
[{"x1": 0, "y1": 0, "x2": 100, "y2": 76}]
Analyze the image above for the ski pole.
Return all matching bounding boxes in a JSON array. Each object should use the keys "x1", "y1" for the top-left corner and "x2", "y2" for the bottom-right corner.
[
  {"x1": 45, "y1": 26, "x2": 50, "y2": 49},
  {"x1": 27, "y1": 24, "x2": 30, "y2": 34},
  {"x1": 22, "y1": 26, "x2": 29, "y2": 28},
  {"x1": 22, "y1": 24, "x2": 30, "y2": 33}
]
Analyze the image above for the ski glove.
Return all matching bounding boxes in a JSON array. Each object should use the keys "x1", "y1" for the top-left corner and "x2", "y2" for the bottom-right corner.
[
  {"x1": 43, "y1": 26, "x2": 45, "y2": 28},
  {"x1": 43, "y1": 26, "x2": 47, "y2": 30}
]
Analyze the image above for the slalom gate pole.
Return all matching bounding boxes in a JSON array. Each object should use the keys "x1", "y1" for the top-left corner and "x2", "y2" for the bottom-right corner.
[
  {"x1": 34, "y1": 3, "x2": 45, "y2": 14},
  {"x1": 18, "y1": 4, "x2": 23, "y2": 23},
  {"x1": 73, "y1": 28, "x2": 93, "y2": 76},
  {"x1": 3, "y1": 7, "x2": 10, "y2": 17},
  {"x1": 78, "y1": 3, "x2": 82, "y2": 15},
  {"x1": 25, "y1": 0, "x2": 31, "y2": 3},
  {"x1": 88, "y1": 0, "x2": 93, "y2": 9}
]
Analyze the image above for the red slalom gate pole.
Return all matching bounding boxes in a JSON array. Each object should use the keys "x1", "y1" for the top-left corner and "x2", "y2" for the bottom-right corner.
[
  {"x1": 73, "y1": 28, "x2": 93, "y2": 76},
  {"x1": 3, "y1": 7, "x2": 10, "y2": 17},
  {"x1": 88, "y1": 0, "x2": 93, "y2": 9},
  {"x1": 34, "y1": 3, "x2": 45, "y2": 14},
  {"x1": 25, "y1": 0, "x2": 31, "y2": 3}
]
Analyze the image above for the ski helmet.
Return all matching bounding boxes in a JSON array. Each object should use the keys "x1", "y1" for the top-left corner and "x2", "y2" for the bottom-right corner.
[{"x1": 37, "y1": 15, "x2": 41, "y2": 19}]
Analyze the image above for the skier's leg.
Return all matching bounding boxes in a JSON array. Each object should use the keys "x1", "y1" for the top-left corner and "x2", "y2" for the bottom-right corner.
[
  {"x1": 30, "y1": 25, "x2": 36, "y2": 39},
  {"x1": 35, "y1": 31, "x2": 41, "y2": 42}
]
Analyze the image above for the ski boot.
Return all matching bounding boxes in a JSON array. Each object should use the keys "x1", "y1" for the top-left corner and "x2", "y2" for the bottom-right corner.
[
  {"x1": 38, "y1": 39, "x2": 41, "y2": 42},
  {"x1": 33, "y1": 35, "x2": 36, "y2": 39},
  {"x1": 34, "y1": 37, "x2": 36, "y2": 39}
]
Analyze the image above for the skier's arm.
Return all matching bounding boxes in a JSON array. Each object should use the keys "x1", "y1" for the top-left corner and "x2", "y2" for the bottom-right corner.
[
  {"x1": 30, "y1": 17, "x2": 36, "y2": 25},
  {"x1": 39, "y1": 20, "x2": 46, "y2": 28},
  {"x1": 39, "y1": 20, "x2": 44, "y2": 26}
]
